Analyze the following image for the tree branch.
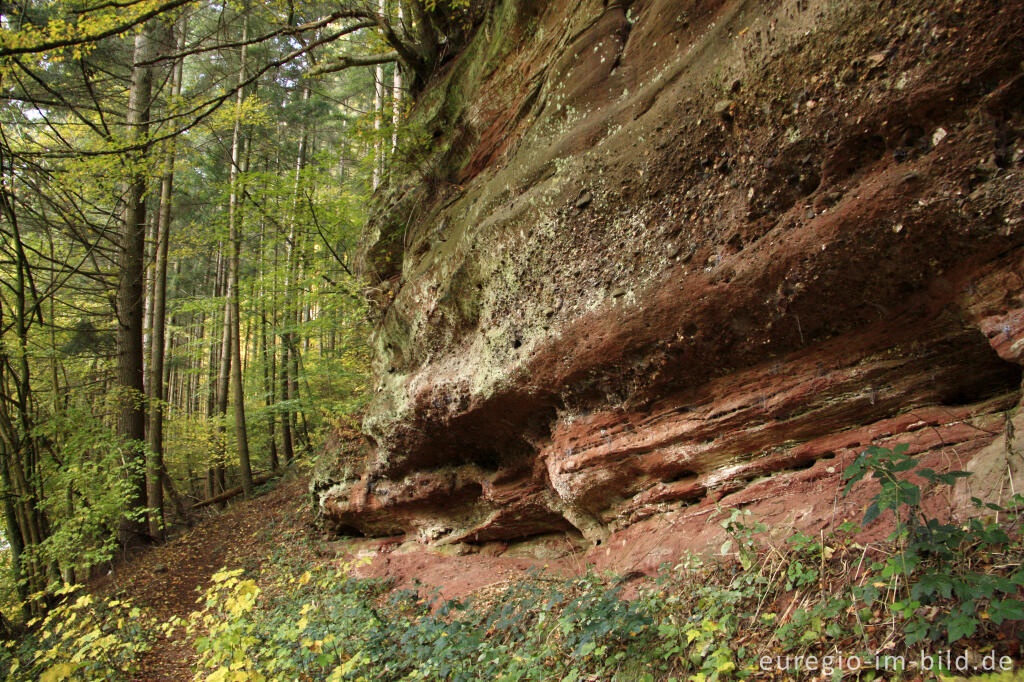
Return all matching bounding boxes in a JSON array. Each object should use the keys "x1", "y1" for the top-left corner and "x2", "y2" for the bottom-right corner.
[
  {"x1": 308, "y1": 50, "x2": 398, "y2": 77},
  {"x1": 0, "y1": 0, "x2": 196, "y2": 58}
]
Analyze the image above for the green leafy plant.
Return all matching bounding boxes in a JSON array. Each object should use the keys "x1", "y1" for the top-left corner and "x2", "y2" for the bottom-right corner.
[
  {"x1": 718, "y1": 507, "x2": 767, "y2": 571},
  {"x1": 30, "y1": 404, "x2": 148, "y2": 575},
  {"x1": 0, "y1": 585, "x2": 154, "y2": 681},
  {"x1": 843, "y1": 444, "x2": 1024, "y2": 644},
  {"x1": 783, "y1": 532, "x2": 822, "y2": 591}
]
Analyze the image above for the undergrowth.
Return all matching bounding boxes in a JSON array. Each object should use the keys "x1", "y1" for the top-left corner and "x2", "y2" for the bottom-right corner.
[
  {"x1": 3, "y1": 444, "x2": 1024, "y2": 680},
  {"x1": 182, "y1": 445, "x2": 1024, "y2": 681},
  {"x1": 0, "y1": 584, "x2": 155, "y2": 680}
]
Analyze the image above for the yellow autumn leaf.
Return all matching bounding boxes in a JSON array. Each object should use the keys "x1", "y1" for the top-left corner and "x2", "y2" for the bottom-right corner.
[
  {"x1": 238, "y1": 673, "x2": 265, "y2": 682},
  {"x1": 206, "y1": 666, "x2": 230, "y2": 682},
  {"x1": 40, "y1": 662, "x2": 75, "y2": 682},
  {"x1": 330, "y1": 651, "x2": 368, "y2": 679}
]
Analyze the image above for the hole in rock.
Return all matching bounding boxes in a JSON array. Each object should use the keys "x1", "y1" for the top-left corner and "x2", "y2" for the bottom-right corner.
[
  {"x1": 332, "y1": 525, "x2": 366, "y2": 538},
  {"x1": 789, "y1": 457, "x2": 817, "y2": 472},
  {"x1": 456, "y1": 482, "x2": 485, "y2": 501},
  {"x1": 463, "y1": 447, "x2": 504, "y2": 472},
  {"x1": 938, "y1": 357, "x2": 1022, "y2": 407},
  {"x1": 664, "y1": 469, "x2": 698, "y2": 484}
]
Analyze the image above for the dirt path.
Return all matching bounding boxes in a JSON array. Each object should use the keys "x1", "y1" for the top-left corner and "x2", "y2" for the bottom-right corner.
[{"x1": 92, "y1": 475, "x2": 313, "y2": 681}]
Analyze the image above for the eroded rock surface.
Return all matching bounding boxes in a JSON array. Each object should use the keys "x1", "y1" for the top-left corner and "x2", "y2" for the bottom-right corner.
[{"x1": 316, "y1": 0, "x2": 1024, "y2": 558}]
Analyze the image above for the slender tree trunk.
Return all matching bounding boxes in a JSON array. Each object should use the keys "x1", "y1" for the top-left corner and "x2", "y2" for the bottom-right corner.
[
  {"x1": 206, "y1": 247, "x2": 224, "y2": 499},
  {"x1": 373, "y1": 2, "x2": 385, "y2": 190},
  {"x1": 147, "y1": 16, "x2": 187, "y2": 539},
  {"x1": 117, "y1": 22, "x2": 156, "y2": 548},
  {"x1": 280, "y1": 85, "x2": 310, "y2": 461},
  {"x1": 191, "y1": 311, "x2": 203, "y2": 415},
  {"x1": 392, "y1": 8, "x2": 402, "y2": 155},
  {"x1": 0, "y1": 146, "x2": 36, "y2": 614},
  {"x1": 0, "y1": 451, "x2": 28, "y2": 618},
  {"x1": 227, "y1": 17, "x2": 254, "y2": 497},
  {"x1": 278, "y1": 240, "x2": 293, "y2": 465},
  {"x1": 291, "y1": 240, "x2": 307, "y2": 449},
  {"x1": 143, "y1": 217, "x2": 155, "y2": 396},
  {"x1": 270, "y1": 238, "x2": 289, "y2": 465},
  {"x1": 215, "y1": 263, "x2": 232, "y2": 487},
  {"x1": 258, "y1": 221, "x2": 279, "y2": 471}
]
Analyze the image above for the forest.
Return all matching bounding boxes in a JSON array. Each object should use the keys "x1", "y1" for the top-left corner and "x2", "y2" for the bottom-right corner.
[
  {"x1": 2, "y1": 0, "x2": 1024, "y2": 679},
  {"x1": 0, "y1": 0, "x2": 452, "y2": 618}
]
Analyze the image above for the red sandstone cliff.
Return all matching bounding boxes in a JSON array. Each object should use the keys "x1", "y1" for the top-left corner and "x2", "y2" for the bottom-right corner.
[{"x1": 315, "y1": 0, "x2": 1024, "y2": 571}]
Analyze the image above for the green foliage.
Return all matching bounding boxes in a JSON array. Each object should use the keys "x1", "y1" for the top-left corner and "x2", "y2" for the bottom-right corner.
[
  {"x1": 187, "y1": 535, "x2": 846, "y2": 682},
  {"x1": 843, "y1": 444, "x2": 1024, "y2": 645},
  {"x1": 717, "y1": 507, "x2": 767, "y2": 571},
  {"x1": 783, "y1": 532, "x2": 821, "y2": 591},
  {"x1": 183, "y1": 454, "x2": 1024, "y2": 680},
  {"x1": 5, "y1": 441, "x2": 1021, "y2": 682},
  {"x1": 0, "y1": 0, "x2": 378, "y2": 634},
  {"x1": 31, "y1": 404, "x2": 147, "y2": 575},
  {"x1": 189, "y1": 554, "x2": 733, "y2": 682},
  {"x1": 179, "y1": 535, "x2": 877, "y2": 681},
  {"x1": 0, "y1": 585, "x2": 154, "y2": 681},
  {"x1": 423, "y1": 0, "x2": 471, "y2": 10}
]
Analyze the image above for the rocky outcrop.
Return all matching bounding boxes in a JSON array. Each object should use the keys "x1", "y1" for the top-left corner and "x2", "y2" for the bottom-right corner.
[{"x1": 316, "y1": 0, "x2": 1024, "y2": 557}]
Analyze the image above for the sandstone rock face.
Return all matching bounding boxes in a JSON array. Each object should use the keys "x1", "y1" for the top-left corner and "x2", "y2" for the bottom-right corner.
[{"x1": 316, "y1": 0, "x2": 1024, "y2": 557}]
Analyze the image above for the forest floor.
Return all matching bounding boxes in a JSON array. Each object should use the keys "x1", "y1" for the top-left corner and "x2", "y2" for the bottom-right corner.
[
  {"x1": 80, "y1": 467, "x2": 1024, "y2": 681},
  {"x1": 93, "y1": 471, "x2": 566, "y2": 681},
  {"x1": 93, "y1": 474, "x2": 318, "y2": 681}
]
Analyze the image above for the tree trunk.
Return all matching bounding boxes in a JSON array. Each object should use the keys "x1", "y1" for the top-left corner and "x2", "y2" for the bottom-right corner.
[
  {"x1": 147, "y1": 15, "x2": 187, "y2": 540},
  {"x1": 258, "y1": 221, "x2": 279, "y2": 471},
  {"x1": 192, "y1": 471, "x2": 275, "y2": 509},
  {"x1": 206, "y1": 246, "x2": 224, "y2": 500},
  {"x1": 0, "y1": 139, "x2": 40, "y2": 613},
  {"x1": 0, "y1": 448, "x2": 29, "y2": 619},
  {"x1": 373, "y1": 1, "x2": 386, "y2": 190},
  {"x1": 227, "y1": 17, "x2": 254, "y2": 497},
  {"x1": 279, "y1": 342, "x2": 293, "y2": 464},
  {"x1": 117, "y1": 22, "x2": 156, "y2": 548},
  {"x1": 215, "y1": 263, "x2": 232, "y2": 487},
  {"x1": 142, "y1": 216, "x2": 155, "y2": 397},
  {"x1": 280, "y1": 85, "x2": 310, "y2": 462},
  {"x1": 392, "y1": 8, "x2": 403, "y2": 155}
]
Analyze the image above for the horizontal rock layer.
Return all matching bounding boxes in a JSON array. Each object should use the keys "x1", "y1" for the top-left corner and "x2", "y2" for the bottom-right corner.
[{"x1": 317, "y1": 0, "x2": 1024, "y2": 552}]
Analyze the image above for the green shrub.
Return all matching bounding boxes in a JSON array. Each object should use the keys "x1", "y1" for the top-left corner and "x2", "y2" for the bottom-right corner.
[
  {"x1": 185, "y1": 443, "x2": 1024, "y2": 680},
  {"x1": 0, "y1": 584, "x2": 154, "y2": 681},
  {"x1": 843, "y1": 444, "x2": 1024, "y2": 644}
]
